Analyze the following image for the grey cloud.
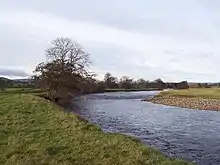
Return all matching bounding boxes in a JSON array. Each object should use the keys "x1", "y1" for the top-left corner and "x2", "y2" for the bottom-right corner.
[
  {"x1": 196, "y1": 52, "x2": 214, "y2": 58},
  {"x1": 2, "y1": 0, "x2": 217, "y2": 42},
  {"x1": 1, "y1": 0, "x2": 220, "y2": 82},
  {"x1": 164, "y1": 50, "x2": 177, "y2": 55},
  {"x1": 164, "y1": 49, "x2": 185, "y2": 55},
  {"x1": 0, "y1": 68, "x2": 29, "y2": 77},
  {"x1": 169, "y1": 59, "x2": 179, "y2": 63}
]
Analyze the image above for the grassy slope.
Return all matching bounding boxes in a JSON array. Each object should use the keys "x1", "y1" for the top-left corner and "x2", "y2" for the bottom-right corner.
[
  {"x1": 159, "y1": 88, "x2": 220, "y2": 99},
  {"x1": 1, "y1": 88, "x2": 45, "y2": 95},
  {"x1": 0, "y1": 91, "x2": 190, "y2": 165}
]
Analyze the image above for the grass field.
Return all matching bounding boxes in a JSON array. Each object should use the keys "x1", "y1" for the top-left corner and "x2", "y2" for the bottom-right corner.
[
  {"x1": 0, "y1": 88, "x2": 44, "y2": 95},
  {"x1": 0, "y1": 89, "x2": 191, "y2": 165},
  {"x1": 159, "y1": 88, "x2": 220, "y2": 99}
]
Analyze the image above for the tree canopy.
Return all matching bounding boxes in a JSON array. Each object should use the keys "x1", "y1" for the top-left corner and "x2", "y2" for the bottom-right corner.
[
  {"x1": 33, "y1": 37, "x2": 169, "y2": 98},
  {"x1": 34, "y1": 37, "x2": 92, "y2": 98}
]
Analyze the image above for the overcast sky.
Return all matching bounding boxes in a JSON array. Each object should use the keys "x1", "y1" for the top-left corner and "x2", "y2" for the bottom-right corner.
[{"x1": 0, "y1": 0, "x2": 220, "y2": 82}]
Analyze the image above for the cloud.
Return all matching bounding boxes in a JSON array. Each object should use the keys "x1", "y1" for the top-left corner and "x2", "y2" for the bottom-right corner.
[
  {"x1": 0, "y1": 1, "x2": 220, "y2": 82},
  {"x1": 0, "y1": 68, "x2": 29, "y2": 78}
]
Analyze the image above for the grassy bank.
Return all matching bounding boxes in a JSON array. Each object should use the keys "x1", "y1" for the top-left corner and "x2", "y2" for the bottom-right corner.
[
  {"x1": 159, "y1": 88, "x2": 220, "y2": 99},
  {"x1": 105, "y1": 88, "x2": 161, "y2": 92},
  {"x1": 0, "y1": 91, "x2": 190, "y2": 165}
]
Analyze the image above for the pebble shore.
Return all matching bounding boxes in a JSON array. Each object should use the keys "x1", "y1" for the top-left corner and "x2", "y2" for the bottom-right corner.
[{"x1": 144, "y1": 96, "x2": 220, "y2": 111}]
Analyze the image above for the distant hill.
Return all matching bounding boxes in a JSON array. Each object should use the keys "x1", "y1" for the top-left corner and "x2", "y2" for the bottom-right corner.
[
  {"x1": 0, "y1": 77, "x2": 34, "y2": 88},
  {"x1": 0, "y1": 77, "x2": 11, "y2": 80},
  {"x1": 13, "y1": 78, "x2": 31, "y2": 83},
  {"x1": 0, "y1": 77, "x2": 14, "y2": 83},
  {"x1": 0, "y1": 77, "x2": 14, "y2": 88}
]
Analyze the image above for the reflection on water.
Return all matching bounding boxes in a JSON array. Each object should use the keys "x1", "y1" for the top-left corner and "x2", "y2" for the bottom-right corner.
[{"x1": 69, "y1": 91, "x2": 220, "y2": 165}]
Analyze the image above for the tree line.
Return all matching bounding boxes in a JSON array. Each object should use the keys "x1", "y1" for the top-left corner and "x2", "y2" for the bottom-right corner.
[
  {"x1": 0, "y1": 37, "x2": 163, "y2": 98},
  {"x1": 32, "y1": 37, "x2": 165, "y2": 99},
  {"x1": 0, "y1": 37, "x2": 212, "y2": 96},
  {"x1": 103, "y1": 73, "x2": 164, "y2": 89}
]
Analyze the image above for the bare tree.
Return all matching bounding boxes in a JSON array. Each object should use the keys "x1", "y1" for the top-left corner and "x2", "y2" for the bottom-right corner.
[
  {"x1": 119, "y1": 76, "x2": 133, "y2": 89},
  {"x1": 136, "y1": 78, "x2": 146, "y2": 89},
  {"x1": 154, "y1": 78, "x2": 163, "y2": 83},
  {"x1": 34, "y1": 37, "x2": 91, "y2": 98},
  {"x1": 46, "y1": 37, "x2": 90, "y2": 76},
  {"x1": 104, "y1": 72, "x2": 118, "y2": 88}
]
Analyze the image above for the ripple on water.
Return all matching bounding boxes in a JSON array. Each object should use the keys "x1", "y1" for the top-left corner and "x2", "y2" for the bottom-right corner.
[{"x1": 70, "y1": 91, "x2": 220, "y2": 165}]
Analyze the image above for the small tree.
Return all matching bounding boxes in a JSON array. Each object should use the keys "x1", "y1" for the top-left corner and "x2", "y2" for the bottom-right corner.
[
  {"x1": 34, "y1": 37, "x2": 91, "y2": 98},
  {"x1": 154, "y1": 78, "x2": 163, "y2": 83},
  {"x1": 136, "y1": 78, "x2": 146, "y2": 89},
  {"x1": 104, "y1": 72, "x2": 118, "y2": 89},
  {"x1": 119, "y1": 76, "x2": 133, "y2": 89}
]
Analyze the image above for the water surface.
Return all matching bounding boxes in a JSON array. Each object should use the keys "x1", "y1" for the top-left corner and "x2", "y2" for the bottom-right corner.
[{"x1": 69, "y1": 91, "x2": 220, "y2": 165}]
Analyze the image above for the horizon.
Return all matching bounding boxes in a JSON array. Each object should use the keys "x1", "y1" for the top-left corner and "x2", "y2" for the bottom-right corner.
[
  {"x1": 1, "y1": 1, "x2": 220, "y2": 82},
  {"x1": 4, "y1": 76, "x2": 220, "y2": 84}
]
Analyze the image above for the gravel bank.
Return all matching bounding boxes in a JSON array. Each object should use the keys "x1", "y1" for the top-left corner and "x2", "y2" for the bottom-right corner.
[{"x1": 144, "y1": 96, "x2": 220, "y2": 111}]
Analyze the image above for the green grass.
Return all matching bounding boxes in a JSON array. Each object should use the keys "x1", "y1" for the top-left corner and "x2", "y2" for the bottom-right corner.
[
  {"x1": 0, "y1": 91, "x2": 191, "y2": 165},
  {"x1": 159, "y1": 88, "x2": 220, "y2": 99},
  {"x1": 0, "y1": 88, "x2": 44, "y2": 95}
]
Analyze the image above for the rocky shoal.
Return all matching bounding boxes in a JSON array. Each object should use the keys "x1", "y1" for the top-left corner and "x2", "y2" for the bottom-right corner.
[{"x1": 143, "y1": 96, "x2": 220, "y2": 111}]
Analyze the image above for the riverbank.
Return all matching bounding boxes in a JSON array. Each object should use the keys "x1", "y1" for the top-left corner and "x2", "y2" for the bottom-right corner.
[
  {"x1": 144, "y1": 88, "x2": 220, "y2": 111},
  {"x1": 0, "y1": 91, "x2": 190, "y2": 164},
  {"x1": 105, "y1": 88, "x2": 161, "y2": 92}
]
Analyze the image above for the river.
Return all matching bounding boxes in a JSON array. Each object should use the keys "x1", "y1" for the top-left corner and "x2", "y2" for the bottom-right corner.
[{"x1": 69, "y1": 91, "x2": 220, "y2": 165}]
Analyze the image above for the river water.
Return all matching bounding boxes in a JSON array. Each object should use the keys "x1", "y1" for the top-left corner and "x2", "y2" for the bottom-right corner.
[{"x1": 69, "y1": 91, "x2": 220, "y2": 165}]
